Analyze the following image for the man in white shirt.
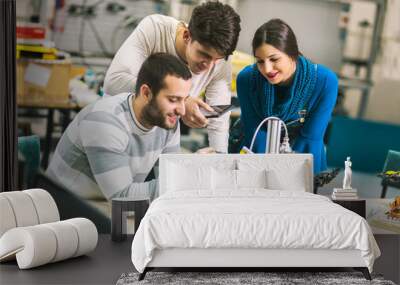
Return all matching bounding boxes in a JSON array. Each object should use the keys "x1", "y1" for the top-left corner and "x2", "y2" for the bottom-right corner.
[{"x1": 104, "y1": 1, "x2": 241, "y2": 153}]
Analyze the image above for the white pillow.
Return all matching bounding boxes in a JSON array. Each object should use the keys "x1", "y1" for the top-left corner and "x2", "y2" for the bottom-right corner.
[
  {"x1": 211, "y1": 168, "x2": 268, "y2": 191},
  {"x1": 236, "y1": 169, "x2": 268, "y2": 189},
  {"x1": 238, "y1": 159, "x2": 308, "y2": 192},
  {"x1": 210, "y1": 159, "x2": 237, "y2": 171},
  {"x1": 212, "y1": 168, "x2": 237, "y2": 190},
  {"x1": 266, "y1": 165, "x2": 306, "y2": 191},
  {"x1": 167, "y1": 163, "x2": 212, "y2": 192}
]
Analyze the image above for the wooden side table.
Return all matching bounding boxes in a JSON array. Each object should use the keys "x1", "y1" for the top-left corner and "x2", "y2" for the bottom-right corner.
[
  {"x1": 332, "y1": 199, "x2": 366, "y2": 218},
  {"x1": 111, "y1": 198, "x2": 149, "y2": 242}
]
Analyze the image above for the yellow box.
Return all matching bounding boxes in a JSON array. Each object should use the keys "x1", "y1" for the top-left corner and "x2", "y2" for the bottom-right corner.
[{"x1": 17, "y1": 58, "x2": 71, "y2": 106}]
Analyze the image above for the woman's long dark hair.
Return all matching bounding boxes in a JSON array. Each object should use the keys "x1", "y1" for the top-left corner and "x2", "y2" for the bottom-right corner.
[{"x1": 252, "y1": 19, "x2": 300, "y2": 60}]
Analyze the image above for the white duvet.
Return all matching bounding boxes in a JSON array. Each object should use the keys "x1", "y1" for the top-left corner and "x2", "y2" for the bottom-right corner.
[{"x1": 131, "y1": 190, "x2": 380, "y2": 273}]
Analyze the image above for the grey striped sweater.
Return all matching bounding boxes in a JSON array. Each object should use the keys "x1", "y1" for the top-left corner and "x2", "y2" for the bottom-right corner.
[{"x1": 46, "y1": 93, "x2": 180, "y2": 201}]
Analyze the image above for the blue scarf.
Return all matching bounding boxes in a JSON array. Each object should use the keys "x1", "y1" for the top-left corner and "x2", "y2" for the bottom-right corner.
[{"x1": 251, "y1": 56, "x2": 317, "y2": 122}]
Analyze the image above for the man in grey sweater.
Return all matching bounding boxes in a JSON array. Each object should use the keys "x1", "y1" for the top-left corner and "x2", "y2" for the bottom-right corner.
[
  {"x1": 47, "y1": 53, "x2": 192, "y2": 201},
  {"x1": 104, "y1": 2, "x2": 241, "y2": 153}
]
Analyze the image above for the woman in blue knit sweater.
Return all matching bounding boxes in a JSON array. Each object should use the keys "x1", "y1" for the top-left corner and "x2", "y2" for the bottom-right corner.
[{"x1": 237, "y1": 19, "x2": 338, "y2": 174}]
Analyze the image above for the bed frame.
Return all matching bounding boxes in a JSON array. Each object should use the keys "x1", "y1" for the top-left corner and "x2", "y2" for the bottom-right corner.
[
  {"x1": 140, "y1": 248, "x2": 371, "y2": 280},
  {"x1": 138, "y1": 154, "x2": 371, "y2": 280}
]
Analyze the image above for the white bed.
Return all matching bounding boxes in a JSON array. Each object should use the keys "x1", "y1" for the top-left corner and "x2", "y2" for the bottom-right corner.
[{"x1": 131, "y1": 154, "x2": 380, "y2": 280}]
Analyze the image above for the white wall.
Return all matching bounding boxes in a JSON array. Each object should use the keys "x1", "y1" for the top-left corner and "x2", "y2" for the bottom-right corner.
[
  {"x1": 51, "y1": 0, "x2": 343, "y2": 72},
  {"x1": 341, "y1": 0, "x2": 400, "y2": 124},
  {"x1": 342, "y1": 1, "x2": 375, "y2": 60},
  {"x1": 52, "y1": 0, "x2": 160, "y2": 55},
  {"x1": 365, "y1": 80, "x2": 400, "y2": 123}
]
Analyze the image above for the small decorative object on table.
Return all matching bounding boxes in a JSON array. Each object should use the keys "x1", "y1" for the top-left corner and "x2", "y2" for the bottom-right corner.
[
  {"x1": 332, "y1": 157, "x2": 359, "y2": 200},
  {"x1": 378, "y1": 170, "x2": 400, "y2": 182},
  {"x1": 111, "y1": 198, "x2": 149, "y2": 242},
  {"x1": 368, "y1": 196, "x2": 400, "y2": 233},
  {"x1": 386, "y1": 196, "x2": 400, "y2": 220},
  {"x1": 378, "y1": 170, "x2": 400, "y2": 196},
  {"x1": 378, "y1": 170, "x2": 400, "y2": 186}
]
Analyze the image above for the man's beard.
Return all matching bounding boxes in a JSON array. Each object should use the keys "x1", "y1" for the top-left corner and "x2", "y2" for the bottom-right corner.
[{"x1": 142, "y1": 97, "x2": 176, "y2": 130}]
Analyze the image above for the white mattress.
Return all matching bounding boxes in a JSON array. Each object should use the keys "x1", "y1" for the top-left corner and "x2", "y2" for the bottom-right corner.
[{"x1": 131, "y1": 190, "x2": 380, "y2": 273}]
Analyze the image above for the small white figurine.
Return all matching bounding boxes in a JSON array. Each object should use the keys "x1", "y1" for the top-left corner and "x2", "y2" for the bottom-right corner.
[{"x1": 343, "y1": 157, "x2": 352, "y2": 189}]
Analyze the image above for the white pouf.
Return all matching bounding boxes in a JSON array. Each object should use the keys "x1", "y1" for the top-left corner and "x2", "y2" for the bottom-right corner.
[{"x1": 0, "y1": 219, "x2": 98, "y2": 269}]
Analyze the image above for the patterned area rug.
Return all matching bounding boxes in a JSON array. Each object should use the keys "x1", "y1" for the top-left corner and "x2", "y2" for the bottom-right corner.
[{"x1": 116, "y1": 271, "x2": 395, "y2": 285}]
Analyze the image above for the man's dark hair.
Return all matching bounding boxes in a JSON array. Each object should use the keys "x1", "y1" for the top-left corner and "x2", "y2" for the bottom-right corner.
[
  {"x1": 189, "y1": 1, "x2": 241, "y2": 59},
  {"x1": 135, "y1": 53, "x2": 192, "y2": 95},
  {"x1": 252, "y1": 19, "x2": 300, "y2": 60}
]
